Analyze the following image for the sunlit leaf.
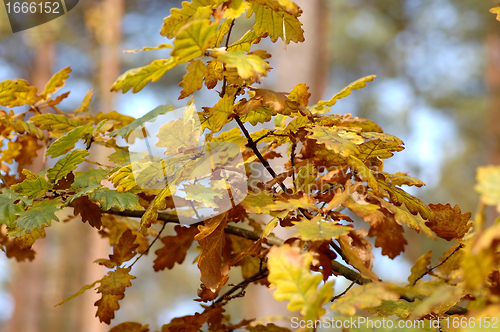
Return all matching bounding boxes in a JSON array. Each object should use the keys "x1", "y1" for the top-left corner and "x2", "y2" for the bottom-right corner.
[
  {"x1": 199, "y1": 94, "x2": 234, "y2": 133},
  {"x1": 268, "y1": 245, "x2": 333, "y2": 320},
  {"x1": 111, "y1": 58, "x2": 178, "y2": 94},
  {"x1": 330, "y1": 282, "x2": 399, "y2": 316},
  {"x1": 124, "y1": 44, "x2": 172, "y2": 53},
  {"x1": 292, "y1": 216, "x2": 352, "y2": 241},
  {"x1": 172, "y1": 20, "x2": 218, "y2": 63},
  {"x1": 109, "y1": 322, "x2": 150, "y2": 332},
  {"x1": 213, "y1": 50, "x2": 270, "y2": 82},
  {"x1": 475, "y1": 166, "x2": 500, "y2": 211},
  {"x1": 179, "y1": 59, "x2": 207, "y2": 99},
  {"x1": 40, "y1": 67, "x2": 71, "y2": 100},
  {"x1": 0, "y1": 79, "x2": 39, "y2": 107},
  {"x1": 317, "y1": 75, "x2": 376, "y2": 108},
  {"x1": 307, "y1": 125, "x2": 364, "y2": 157},
  {"x1": 75, "y1": 89, "x2": 94, "y2": 113},
  {"x1": 160, "y1": 1, "x2": 214, "y2": 39},
  {"x1": 490, "y1": 6, "x2": 500, "y2": 21},
  {"x1": 248, "y1": 3, "x2": 304, "y2": 44}
]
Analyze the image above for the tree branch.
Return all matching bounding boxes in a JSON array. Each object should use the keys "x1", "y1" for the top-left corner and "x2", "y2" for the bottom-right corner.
[{"x1": 103, "y1": 207, "x2": 467, "y2": 316}]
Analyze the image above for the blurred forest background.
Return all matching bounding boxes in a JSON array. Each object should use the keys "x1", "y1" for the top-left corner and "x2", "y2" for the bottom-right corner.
[{"x1": 0, "y1": 0, "x2": 497, "y2": 331}]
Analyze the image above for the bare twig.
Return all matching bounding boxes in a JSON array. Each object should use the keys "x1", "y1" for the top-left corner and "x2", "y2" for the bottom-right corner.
[
  {"x1": 411, "y1": 244, "x2": 464, "y2": 286},
  {"x1": 126, "y1": 221, "x2": 168, "y2": 269},
  {"x1": 331, "y1": 279, "x2": 356, "y2": 302},
  {"x1": 214, "y1": 267, "x2": 269, "y2": 305}
]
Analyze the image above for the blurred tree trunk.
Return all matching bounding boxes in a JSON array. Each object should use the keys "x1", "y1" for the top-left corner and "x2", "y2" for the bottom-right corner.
[
  {"x1": 243, "y1": 0, "x2": 329, "y2": 327},
  {"x1": 485, "y1": 22, "x2": 500, "y2": 225},
  {"x1": 77, "y1": 0, "x2": 124, "y2": 331},
  {"x1": 5, "y1": 35, "x2": 54, "y2": 332}
]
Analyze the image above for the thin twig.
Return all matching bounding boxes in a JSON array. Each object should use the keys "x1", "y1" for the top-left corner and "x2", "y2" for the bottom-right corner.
[
  {"x1": 331, "y1": 279, "x2": 357, "y2": 302},
  {"x1": 412, "y1": 244, "x2": 464, "y2": 286},
  {"x1": 235, "y1": 115, "x2": 287, "y2": 192},
  {"x1": 126, "y1": 221, "x2": 167, "y2": 269},
  {"x1": 219, "y1": 19, "x2": 235, "y2": 98},
  {"x1": 291, "y1": 141, "x2": 297, "y2": 192},
  {"x1": 214, "y1": 267, "x2": 269, "y2": 305}
]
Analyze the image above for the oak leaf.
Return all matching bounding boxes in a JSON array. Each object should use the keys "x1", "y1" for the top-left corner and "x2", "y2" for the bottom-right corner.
[
  {"x1": 196, "y1": 216, "x2": 228, "y2": 292},
  {"x1": 267, "y1": 245, "x2": 333, "y2": 321},
  {"x1": 179, "y1": 59, "x2": 207, "y2": 99},
  {"x1": 109, "y1": 229, "x2": 139, "y2": 265},
  {"x1": 330, "y1": 282, "x2": 399, "y2": 316},
  {"x1": 426, "y1": 203, "x2": 472, "y2": 241},
  {"x1": 408, "y1": 250, "x2": 432, "y2": 285},
  {"x1": 154, "y1": 225, "x2": 199, "y2": 271},
  {"x1": 72, "y1": 196, "x2": 102, "y2": 229},
  {"x1": 109, "y1": 322, "x2": 149, "y2": 332}
]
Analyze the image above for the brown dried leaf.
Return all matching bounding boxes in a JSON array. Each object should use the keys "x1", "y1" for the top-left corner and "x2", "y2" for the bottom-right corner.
[
  {"x1": 72, "y1": 196, "x2": 102, "y2": 229},
  {"x1": 426, "y1": 203, "x2": 473, "y2": 241},
  {"x1": 154, "y1": 225, "x2": 199, "y2": 271},
  {"x1": 109, "y1": 229, "x2": 139, "y2": 265}
]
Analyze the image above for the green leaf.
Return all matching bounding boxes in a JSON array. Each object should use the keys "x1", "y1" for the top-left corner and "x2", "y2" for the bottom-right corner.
[
  {"x1": 0, "y1": 79, "x2": 39, "y2": 107},
  {"x1": 109, "y1": 104, "x2": 174, "y2": 139},
  {"x1": 30, "y1": 114, "x2": 81, "y2": 133},
  {"x1": 172, "y1": 20, "x2": 218, "y2": 63},
  {"x1": 40, "y1": 67, "x2": 71, "y2": 100},
  {"x1": 179, "y1": 59, "x2": 207, "y2": 99},
  {"x1": 330, "y1": 282, "x2": 399, "y2": 316},
  {"x1": 47, "y1": 150, "x2": 89, "y2": 184},
  {"x1": 46, "y1": 124, "x2": 93, "y2": 158},
  {"x1": 292, "y1": 216, "x2": 352, "y2": 241},
  {"x1": 249, "y1": 3, "x2": 304, "y2": 44},
  {"x1": 317, "y1": 75, "x2": 376, "y2": 109},
  {"x1": 213, "y1": 50, "x2": 270, "y2": 82},
  {"x1": 71, "y1": 168, "x2": 108, "y2": 189},
  {"x1": 268, "y1": 245, "x2": 333, "y2": 321},
  {"x1": 307, "y1": 125, "x2": 364, "y2": 157},
  {"x1": 65, "y1": 184, "x2": 102, "y2": 205},
  {"x1": 0, "y1": 190, "x2": 31, "y2": 226},
  {"x1": 89, "y1": 188, "x2": 142, "y2": 212},
  {"x1": 8, "y1": 200, "x2": 61, "y2": 237},
  {"x1": 111, "y1": 58, "x2": 178, "y2": 94},
  {"x1": 11, "y1": 174, "x2": 52, "y2": 199}
]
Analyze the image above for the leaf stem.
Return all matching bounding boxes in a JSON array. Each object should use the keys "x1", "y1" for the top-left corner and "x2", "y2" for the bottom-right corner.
[{"x1": 412, "y1": 244, "x2": 463, "y2": 286}]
